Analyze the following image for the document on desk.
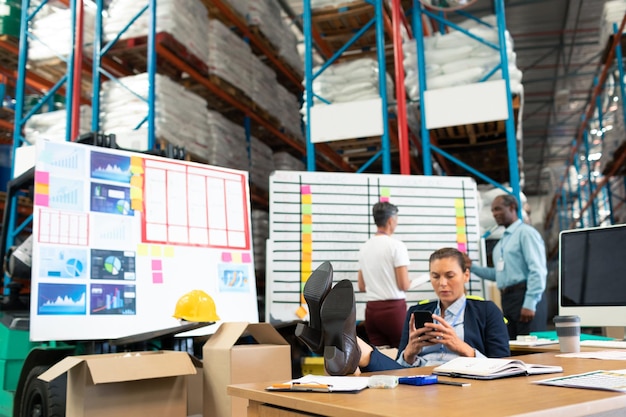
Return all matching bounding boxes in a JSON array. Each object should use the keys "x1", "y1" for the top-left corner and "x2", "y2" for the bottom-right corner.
[
  {"x1": 266, "y1": 374, "x2": 371, "y2": 393},
  {"x1": 509, "y1": 339, "x2": 558, "y2": 347},
  {"x1": 534, "y1": 369, "x2": 626, "y2": 393},
  {"x1": 556, "y1": 350, "x2": 626, "y2": 360},
  {"x1": 433, "y1": 357, "x2": 563, "y2": 380}
]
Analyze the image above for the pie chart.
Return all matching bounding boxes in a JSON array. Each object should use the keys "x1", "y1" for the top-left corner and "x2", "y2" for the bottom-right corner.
[
  {"x1": 65, "y1": 258, "x2": 84, "y2": 277},
  {"x1": 116, "y1": 199, "x2": 131, "y2": 215},
  {"x1": 104, "y1": 256, "x2": 122, "y2": 276}
]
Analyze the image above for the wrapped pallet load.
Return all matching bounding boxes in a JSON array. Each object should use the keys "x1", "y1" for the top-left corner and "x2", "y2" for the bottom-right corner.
[
  {"x1": 24, "y1": 106, "x2": 92, "y2": 144},
  {"x1": 403, "y1": 14, "x2": 523, "y2": 99},
  {"x1": 301, "y1": 57, "x2": 394, "y2": 121},
  {"x1": 100, "y1": 73, "x2": 209, "y2": 157},
  {"x1": 29, "y1": 5, "x2": 95, "y2": 62},
  {"x1": 105, "y1": 0, "x2": 209, "y2": 62},
  {"x1": 205, "y1": 110, "x2": 248, "y2": 172},
  {"x1": 249, "y1": 136, "x2": 275, "y2": 191}
]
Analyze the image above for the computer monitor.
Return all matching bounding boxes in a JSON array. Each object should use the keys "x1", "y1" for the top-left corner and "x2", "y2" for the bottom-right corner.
[{"x1": 558, "y1": 223, "x2": 626, "y2": 328}]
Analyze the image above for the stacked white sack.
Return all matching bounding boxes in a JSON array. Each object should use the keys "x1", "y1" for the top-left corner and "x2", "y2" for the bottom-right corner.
[
  {"x1": 249, "y1": 136, "x2": 275, "y2": 190},
  {"x1": 403, "y1": 14, "x2": 523, "y2": 100},
  {"x1": 276, "y1": 83, "x2": 304, "y2": 141},
  {"x1": 273, "y1": 151, "x2": 306, "y2": 171},
  {"x1": 205, "y1": 110, "x2": 248, "y2": 172},
  {"x1": 207, "y1": 19, "x2": 254, "y2": 98},
  {"x1": 301, "y1": 57, "x2": 395, "y2": 121},
  {"x1": 100, "y1": 73, "x2": 209, "y2": 157},
  {"x1": 24, "y1": 106, "x2": 92, "y2": 144},
  {"x1": 105, "y1": 0, "x2": 209, "y2": 63},
  {"x1": 251, "y1": 209, "x2": 269, "y2": 272},
  {"x1": 29, "y1": 6, "x2": 95, "y2": 62},
  {"x1": 599, "y1": 1, "x2": 626, "y2": 47},
  {"x1": 250, "y1": 53, "x2": 281, "y2": 118},
  {"x1": 223, "y1": 0, "x2": 303, "y2": 76}
]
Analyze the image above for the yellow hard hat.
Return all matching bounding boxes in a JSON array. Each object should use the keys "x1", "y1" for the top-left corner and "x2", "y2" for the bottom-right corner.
[{"x1": 173, "y1": 290, "x2": 220, "y2": 322}]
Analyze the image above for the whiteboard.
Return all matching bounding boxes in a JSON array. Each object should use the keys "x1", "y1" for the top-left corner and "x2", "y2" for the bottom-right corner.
[
  {"x1": 266, "y1": 171, "x2": 483, "y2": 324},
  {"x1": 30, "y1": 140, "x2": 258, "y2": 341}
]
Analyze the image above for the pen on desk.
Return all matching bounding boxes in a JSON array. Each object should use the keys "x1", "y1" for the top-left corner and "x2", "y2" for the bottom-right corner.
[{"x1": 437, "y1": 380, "x2": 471, "y2": 387}]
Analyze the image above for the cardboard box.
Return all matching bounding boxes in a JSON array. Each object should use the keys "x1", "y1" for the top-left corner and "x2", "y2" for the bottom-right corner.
[
  {"x1": 203, "y1": 322, "x2": 291, "y2": 417},
  {"x1": 39, "y1": 350, "x2": 198, "y2": 417}
]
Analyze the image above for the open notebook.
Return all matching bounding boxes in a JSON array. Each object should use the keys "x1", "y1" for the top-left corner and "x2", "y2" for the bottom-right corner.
[{"x1": 433, "y1": 357, "x2": 563, "y2": 380}]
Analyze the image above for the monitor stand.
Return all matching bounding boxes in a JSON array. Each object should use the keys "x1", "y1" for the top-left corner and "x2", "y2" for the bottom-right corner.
[{"x1": 604, "y1": 326, "x2": 626, "y2": 340}]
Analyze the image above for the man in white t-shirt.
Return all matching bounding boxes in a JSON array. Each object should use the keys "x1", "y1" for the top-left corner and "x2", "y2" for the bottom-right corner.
[{"x1": 358, "y1": 202, "x2": 410, "y2": 348}]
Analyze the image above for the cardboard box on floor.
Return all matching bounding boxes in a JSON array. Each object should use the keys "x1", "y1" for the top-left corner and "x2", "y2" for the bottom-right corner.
[
  {"x1": 39, "y1": 350, "x2": 198, "y2": 417},
  {"x1": 203, "y1": 322, "x2": 291, "y2": 417}
]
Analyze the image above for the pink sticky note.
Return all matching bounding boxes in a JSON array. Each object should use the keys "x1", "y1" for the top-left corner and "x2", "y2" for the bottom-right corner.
[
  {"x1": 242, "y1": 253, "x2": 252, "y2": 263},
  {"x1": 152, "y1": 259, "x2": 162, "y2": 270},
  {"x1": 301, "y1": 185, "x2": 311, "y2": 194},
  {"x1": 222, "y1": 252, "x2": 232, "y2": 262},
  {"x1": 153, "y1": 272, "x2": 163, "y2": 284},
  {"x1": 379, "y1": 196, "x2": 390, "y2": 202},
  {"x1": 457, "y1": 243, "x2": 467, "y2": 253},
  {"x1": 35, "y1": 170, "x2": 49, "y2": 183},
  {"x1": 34, "y1": 194, "x2": 49, "y2": 206}
]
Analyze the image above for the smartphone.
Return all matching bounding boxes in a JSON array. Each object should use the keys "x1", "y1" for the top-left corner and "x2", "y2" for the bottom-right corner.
[{"x1": 413, "y1": 311, "x2": 434, "y2": 329}]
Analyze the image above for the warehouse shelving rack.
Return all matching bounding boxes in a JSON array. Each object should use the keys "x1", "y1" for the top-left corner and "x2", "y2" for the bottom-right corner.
[
  {"x1": 545, "y1": 15, "x2": 626, "y2": 257},
  {"x1": 411, "y1": 0, "x2": 522, "y2": 216}
]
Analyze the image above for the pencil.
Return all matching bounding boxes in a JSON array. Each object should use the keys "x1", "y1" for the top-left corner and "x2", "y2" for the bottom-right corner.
[{"x1": 437, "y1": 380, "x2": 471, "y2": 387}]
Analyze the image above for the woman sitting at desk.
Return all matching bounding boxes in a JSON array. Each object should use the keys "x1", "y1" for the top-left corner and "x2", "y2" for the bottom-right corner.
[{"x1": 297, "y1": 247, "x2": 510, "y2": 375}]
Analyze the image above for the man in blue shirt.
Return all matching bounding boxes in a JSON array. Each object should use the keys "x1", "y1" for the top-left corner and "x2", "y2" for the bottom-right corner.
[{"x1": 471, "y1": 194, "x2": 548, "y2": 340}]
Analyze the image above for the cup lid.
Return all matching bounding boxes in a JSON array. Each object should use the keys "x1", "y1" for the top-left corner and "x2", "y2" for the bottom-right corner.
[{"x1": 553, "y1": 315, "x2": 580, "y2": 323}]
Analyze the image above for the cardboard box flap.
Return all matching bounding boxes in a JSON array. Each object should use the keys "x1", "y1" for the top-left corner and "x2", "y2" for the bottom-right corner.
[
  {"x1": 87, "y1": 351, "x2": 197, "y2": 384},
  {"x1": 38, "y1": 356, "x2": 86, "y2": 382},
  {"x1": 39, "y1": 351, "x2": 196, "y2": 384},
  {"x1": 204, "y1": 322, "x2": 288, "y2": 349},
  {"x1": 204, "y1": 322, "x2": 250, "y2": 349},
  {"x1": 246, "y1": 323, "x2": 289, "y2": 345}
]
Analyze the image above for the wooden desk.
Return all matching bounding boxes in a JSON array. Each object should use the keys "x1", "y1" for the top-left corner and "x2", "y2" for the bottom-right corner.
[{"x1": 228, "y1": 352, "x2": 626, "y2": 417}]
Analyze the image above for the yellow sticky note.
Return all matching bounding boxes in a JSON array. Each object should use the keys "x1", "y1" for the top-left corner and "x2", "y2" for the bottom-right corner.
[
  {"x1": 164, "y1": 246, "x2": 175, "y2": 257},
  {"x1": 454, "y1": 199, "x2": 464, "y2": 209},
  {"x1": 302, "y1": 234, "x2": 312, "y2": 244},
  {"x1": 302, "y1": 252, "x2": 312, "y2": 262},
  {"x1": 130, "y1": 156, "x2": 144, "y2": 174},
  {"x1": 131, "y1": 199, "x2": 143, "y2": 211},
  {"x1": 302, "y1": 214, "x2": 312, "y2": 224},
  {"x1": 137, "y1": 244, "x2": 149, "y2": 256},
  {"x1": 302, "y1": 242, "x2": 312, "y2": 252},
  {"x1": 296, "y1": 305, "x2": 308, "y2": 319},
  {"x1": 456, "y1": 218, "x2": 466, "y2": 227},
  {"x1": 151, "y1": 246, "x2": 162, "y2": 257},
  {"x1": 130, "y1": 175, "x2": 144, "y2": 188},
  {"x1": 34, "y1": 183, "x2": 49, "y2": 194},
  {"x1": 130, "y1": 187, "x2": 142, "y2": 199},
  {"x1": 301, "y1": 194, "x2": 312, "y2": 205},
  {"x1": 457, "y1": 234, "x2": 467, "y2": 243},
  {"x1": 232, "y1": 252, "x2": 242, "y2": 263}
]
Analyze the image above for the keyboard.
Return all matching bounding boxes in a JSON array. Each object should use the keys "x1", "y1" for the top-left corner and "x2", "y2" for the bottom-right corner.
[{"x1": 580, "y1": 340, "x2": 626, "y2": 349}]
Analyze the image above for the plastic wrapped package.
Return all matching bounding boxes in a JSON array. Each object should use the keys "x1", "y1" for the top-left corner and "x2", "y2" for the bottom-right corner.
[
  {"x1": 105, "y1": 0, "x2": 209, "y2": 62},
  {"x1": 249, "y1": 136, "x2": 274, "y2": 190},
  {"x1": 29, "y1": 6, "x2": 95, "y2": 62},
  {"x1": 402, "y1": 15, "x2": 523, "y2": 95},
  {"x1": 100, "y1": 73, "x2": 209, "y2": 156},
  {"x1": 205, "y1": 110, "x2": 249, "y2": 171},
  {"x1": 250, "y1": 54, "x2": 280, "y2": 117},
  {"x1": 273, "y1": 151, "x2": 305, "y2": 171},
  {"x1": 247, "y1": 0, "x2": 284, "y2": 51},
  {"x1": 207, "y1": 19, "x2": 254, "y2": 97},
  {"x1": 275, "y1": 21, "x2": 304, "y2": 76},
  {"x1": 24, "y1": 106, "x2": 92, "y2": 144},
  {"x1": 275, "y1": 83, "x2": 304, "y2": 141}
]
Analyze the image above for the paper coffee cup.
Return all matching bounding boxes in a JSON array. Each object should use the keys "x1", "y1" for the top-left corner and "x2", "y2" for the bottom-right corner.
[{"x1": 553, "y1": 315, "x2": 581, "y2": 353}]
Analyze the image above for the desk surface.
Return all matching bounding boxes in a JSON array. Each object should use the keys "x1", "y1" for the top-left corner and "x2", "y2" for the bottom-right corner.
[{"x1": 228, "y1": 352, "x2": 626, "y2": 417}]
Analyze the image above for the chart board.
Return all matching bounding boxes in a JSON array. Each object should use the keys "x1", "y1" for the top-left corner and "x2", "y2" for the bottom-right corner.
[
  {"x1": 266, "y1": 171, "x2": 483, "y2": 323},
  {"x1": 31, "y1": 140, "x2": 258, "y2": 341}
]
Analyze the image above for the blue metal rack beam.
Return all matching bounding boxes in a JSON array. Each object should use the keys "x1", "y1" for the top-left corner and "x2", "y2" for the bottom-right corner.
[
  {"x1": 413, "y1": 0, "x2": 522, "y2": 217},
  {"x1": 302, "y1": 0, "x2": 392, "y2": 173}
]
